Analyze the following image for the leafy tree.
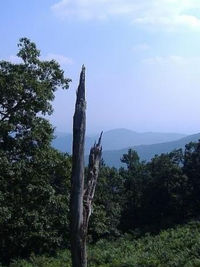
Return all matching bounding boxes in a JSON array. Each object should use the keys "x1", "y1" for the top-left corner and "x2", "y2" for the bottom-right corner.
[
  {"x1": 143, "y1": 151, "x2": 187, "y2": 230},
  {"x1": 121, "y1": 148, "x2": 140, "y2": 171},
  {"x1": 89, "y1": 165, "x2": 124, "y2": 240},
  {"x1": 0, "y1": 38, "x2": 71, "y2": 264},
  {"x1": 0, "y1": 38, "x2": 70, "y2": 158},
  {"x1": 183, "y1": 141, "x2": 200, "y2": 217},
  {"x1": 120, "y1": 149, "x2": 149, "y2": 232},
  {"x1": 0, "y1": 148, "x2": 71, "y2": 263},
  {"x1": 119, "y1": 149, "x2": 187, "y2": 233}
]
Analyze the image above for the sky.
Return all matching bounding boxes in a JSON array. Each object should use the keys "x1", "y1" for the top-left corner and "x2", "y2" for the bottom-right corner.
[{"x1": 1, "y1": 0, "x2": 200, "y2": 135}]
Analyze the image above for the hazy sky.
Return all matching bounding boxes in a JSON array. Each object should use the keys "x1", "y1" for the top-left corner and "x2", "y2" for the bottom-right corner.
[{"x1": 1, "y1": 0, "x2": 200, "y2": 134}]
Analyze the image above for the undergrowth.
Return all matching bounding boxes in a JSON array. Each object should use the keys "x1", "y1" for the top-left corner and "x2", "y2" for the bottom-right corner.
[{"x1": 9, "y1": 221, "x2": 200, "y2": 267}]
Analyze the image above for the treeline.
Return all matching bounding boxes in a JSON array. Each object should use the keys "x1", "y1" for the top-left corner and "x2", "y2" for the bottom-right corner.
[
  {"x1": 92, "y1": 142, "x2": 200, "y2": 240},
  {"x1": 1, "y1": 140, "x2": 200, "y2": 264},
  {"x1": 1, "y1": 38, "x2": 200, "y2": 265}
]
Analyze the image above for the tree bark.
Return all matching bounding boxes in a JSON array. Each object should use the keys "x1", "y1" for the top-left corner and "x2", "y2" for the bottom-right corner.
[
  {"x1": 70, "y1": 65, "x2": 86, "y2": 267},
  {"x1": 82, "y1": 133, "x2": 103, "y2": 264},
  {"x1": 70, "y1": 66, "x2": 102, "y2": 267}
]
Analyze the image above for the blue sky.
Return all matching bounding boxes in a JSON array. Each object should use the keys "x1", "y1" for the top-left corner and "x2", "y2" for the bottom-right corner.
[{"x1": 1, "y1": 0, "x2": 200, "y2": 134}]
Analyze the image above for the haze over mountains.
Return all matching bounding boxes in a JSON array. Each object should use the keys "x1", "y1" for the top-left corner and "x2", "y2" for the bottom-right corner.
[
  {"x1": 52, "y1": 128, "x2": 200, "y2": 167},
  {"x1": 102, "y1": 133, "x2": 200, "y2": 168},
  {"x1": 52, "y1": 128, "x2": 186, "y2": 154}
]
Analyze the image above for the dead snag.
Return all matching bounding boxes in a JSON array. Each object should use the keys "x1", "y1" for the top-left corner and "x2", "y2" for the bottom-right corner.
[
  {"x1": 82, "y1": 132, "x2": 103, "y2": 256},
  {"x1": 70, "y1": 65, "x2": 86, "y2": 267},
  {"x1": 70, "y1": 65, "x2": 102, "y2": 267}
]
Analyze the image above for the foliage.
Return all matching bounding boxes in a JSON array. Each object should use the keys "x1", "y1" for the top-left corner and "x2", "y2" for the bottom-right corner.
[
  {"x1": 0, "y1": 38, "x2": 71, "y2": 264},
  {"x1": 89, "y1": 165, "x2": 124, "y2": 240},
  {"x1": 120, "y1": 148, "x2": 191, "y2": 233},
  {"x1": 9, "y1": 221, "x2": 200, "y2": 267},
  {"x1": 183, "y1": 142, "x2": 200, "y2": 217},
  {"x1": 142, "y1": 151, "x2": 188, "y2": 230},
  {"x1": 119, "y1": 149, "x2": 149, "y2": 232},
  {"x1": 0, "y1": 38, "x2": 70, "y2": 158},
  {"x1": 0, "y1": 148, "x2": 71, "y2": 262}
]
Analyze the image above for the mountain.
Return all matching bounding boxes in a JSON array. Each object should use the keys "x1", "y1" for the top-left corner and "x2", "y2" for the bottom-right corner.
[
  {"x1": 98, "y1": 129, "x2": 186, "y2": 151},
  {"x1": 101, "y1": 133, "x2": 200, "y2": 168},
  {"x1": 52, "y1": 129, "x2": 186, "y2": 154},
  {"x1": 52, "y1": 132, "x2": 94, "y2": 154}
]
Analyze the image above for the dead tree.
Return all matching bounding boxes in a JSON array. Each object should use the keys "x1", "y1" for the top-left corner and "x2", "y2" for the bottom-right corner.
[
  {"x1": 82, "y1": 132, "x2": 102, "y2": 264},
  {"x1": 70, "y1": 66, "x2": 102, "y2": 267}
]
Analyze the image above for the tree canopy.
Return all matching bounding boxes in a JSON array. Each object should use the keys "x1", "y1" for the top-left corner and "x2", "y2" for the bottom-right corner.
[{"x1": 0, "y1": 38, "x2": 71, "y2": 264}]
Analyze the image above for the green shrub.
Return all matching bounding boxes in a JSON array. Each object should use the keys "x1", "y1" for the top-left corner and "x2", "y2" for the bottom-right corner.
[{"x1": 9, "y1": 221, "x2": 200, "y2": 267}]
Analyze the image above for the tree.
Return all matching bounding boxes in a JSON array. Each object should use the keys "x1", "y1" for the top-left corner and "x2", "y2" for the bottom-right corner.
[
  {"x1": 121, "y1": 148, "x2": 140, "y2": 171},
  {"x1": 183, "y1": 141, "x2": 200, "y2": 217},
  {"x1": 142, "y1": 152, "x2": 187, "y2": 230},
  {"x1": 0, "y1": 38, "x2": 71, "y2": 264},
  {"x1": 89, "y1": 165, "x2": 124, "y2": 241},
  {"x1": 0, "y1": 38, "x2": 70, "y2": 157},
  {"x1": 119, "y1": 149, "x2": 187, "y2": 233},
  {"x1": 120, "y1": 149, "x2": 149, "y2": 232},
  {"x1": 70, "y1": 66, "x2": 102, "y2": 267}
]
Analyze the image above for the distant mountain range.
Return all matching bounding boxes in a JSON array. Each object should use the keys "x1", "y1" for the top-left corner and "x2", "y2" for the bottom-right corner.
[
  {"x1": 52, "y1": 132, "x2": 94, "y2": 154},
  {"x1": 101, "y1": 133, "x2": 200, "y2": 168},
  {"x1": 52, "y1": 128, "x2": 186, "y2": 154},
  {"x1": 52, "y1": 129, "x2": 200, "y2": 168}
]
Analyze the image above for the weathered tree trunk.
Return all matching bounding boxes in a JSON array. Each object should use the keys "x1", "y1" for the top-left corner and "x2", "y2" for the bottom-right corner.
[
  {"x1": 70, "y1": 65, "x2": 86, "y2": 267},
  {"x1": 82, "y1": 133, "x2": 103, "y2": 264},
  {"x1": 70, "y1": 66, "x2": 102, "y2": 267}
]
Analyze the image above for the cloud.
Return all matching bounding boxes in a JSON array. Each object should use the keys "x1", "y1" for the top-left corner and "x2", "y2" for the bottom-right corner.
[
  {"x1": 142, "y1": 56, "x2": 200, "y2": 67},
  {"x1": 51, "y1": 0, "x2": 138, "y2": 20},
  {"x1": 142, "y1": 55, "x2": 200, "y2": 78},
  {"x1": 51, "y1": 0, "x2": 200, "y2": 31},
  {"x1": 133, "y1": 15, "x2": 200, "y2": 31},
  {"x1": 44, "y1": 53, "x2": 73, "y2": 65}
]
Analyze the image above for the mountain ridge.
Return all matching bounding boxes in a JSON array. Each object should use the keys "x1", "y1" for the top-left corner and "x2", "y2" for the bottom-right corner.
[
  {"x1": 101, "y1": 132, "x2": 200, "y2": 168},
  {"x1": 52, "y1": 128, "x2": 187, "y2": 154}
]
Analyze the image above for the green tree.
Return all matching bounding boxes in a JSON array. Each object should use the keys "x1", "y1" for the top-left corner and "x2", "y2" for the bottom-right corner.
[
  {"x1": 183, "y1": 141, "x2": 200, "y2": 217},
  {"x1": 143, "y1": 151, "x2": 187, "y2": 230},
  {"x1": 0, "y1": 38, "x2": 70, "y2": 158},
  {"x1": 121, "y1": 148, "x2": 140, "y2": 171},
  {"x1": 0, "y1": 38, "x2": 71, "y2": 264},
  {"x1": 89, "y1": 165, "x2": 124, "y2": 240},
  {"x1": 119, "y1": 149, "x2": 187, "y2": 233},
  {"x1": 120, "y1": 149, "x2": 149, "y2": 232}
]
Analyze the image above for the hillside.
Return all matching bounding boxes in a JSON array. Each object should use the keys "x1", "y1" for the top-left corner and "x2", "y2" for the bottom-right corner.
[
  {"x1": 52, "y1": 129, "x2": 186, "y2": 154},
  {"x1": 102, "y1": 133, "x2": 200, "y2": 168},
  {"x1": 12, "y1": 221, "x2": 200, "y2": 267}
]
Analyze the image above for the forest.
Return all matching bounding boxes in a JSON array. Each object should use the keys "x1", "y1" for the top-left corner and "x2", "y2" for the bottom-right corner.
[{"x1": 1, "y1": 39, "x2": 200, "y2": 266}]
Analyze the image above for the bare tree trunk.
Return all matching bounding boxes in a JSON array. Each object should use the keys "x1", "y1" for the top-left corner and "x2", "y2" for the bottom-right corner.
[
  {"x1": 70, "y1": 65, "x2": 86, "y2": 267},
  {"x1": 70, "y1": 66, "x2": 102, "y2": 267},
  {"x1": 82, "y1": 133, "x2": 103, "y2": 264}
]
